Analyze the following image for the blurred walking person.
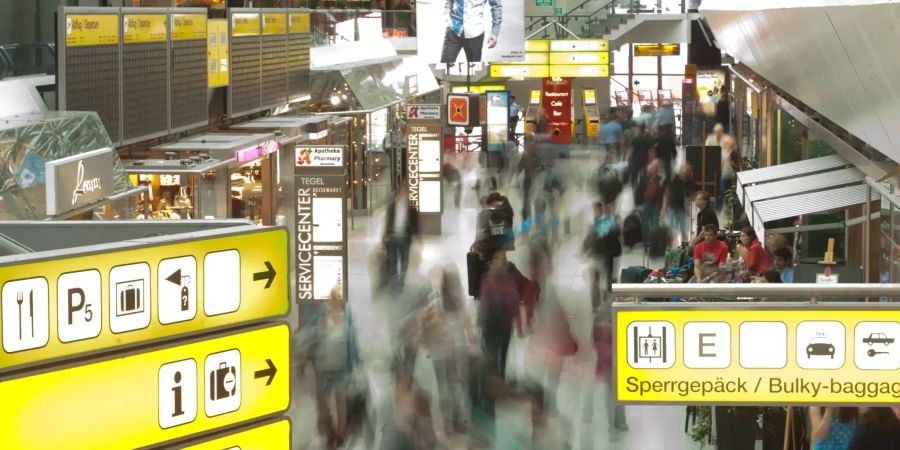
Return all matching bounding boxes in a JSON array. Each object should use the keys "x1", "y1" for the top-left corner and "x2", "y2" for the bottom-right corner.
[
  {"x1": 583, "y1": 201, "x2": 622, "y2": 312},
  {"x1": 384, "y1": 185, "x2": 419, "y2": 287},
  {"x1": 311, "y1": 287, "x2": 360, "y2": 449},
  {"x1": 419, "y1": 265, "x2": 477, "y2": 435}
]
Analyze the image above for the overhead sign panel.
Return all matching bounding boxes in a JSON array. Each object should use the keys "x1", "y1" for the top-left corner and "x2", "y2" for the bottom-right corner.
[
  {"x1": 181, "y1": 419, "x2": 291, "y2": 449},
  {"x1": 549, "y1": 64, "x2": 608, "y2": 78},
  {"x1": 490, "y1": 64, "x2": 550, "y2": 78},
  {"x1": 549, "y1": 39, "x2": 608, "y2": 52},
  {"x1": 0, "y1": 227, "x2": 288, "y2": 371},
  {"x1": 0, "y1": 325, "x2": 289, "y2": 450},
  {"x1": 615, "y1": 304, "x2": 900, "y2": 405},
  {"x1": 549, "y1": 51, "x2": 608, "y2": 65}
]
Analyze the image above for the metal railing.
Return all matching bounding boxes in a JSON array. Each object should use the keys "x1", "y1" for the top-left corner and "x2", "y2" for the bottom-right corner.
[
  {"x1": 611, "y1": 283, "x2": 900, "y2": 303},
  {"x1": 0, "y1": 43, "x2": 56, "y2": 80},
  {"x1": 309, "y1": 9, "x2": 415, "y2": 46}
]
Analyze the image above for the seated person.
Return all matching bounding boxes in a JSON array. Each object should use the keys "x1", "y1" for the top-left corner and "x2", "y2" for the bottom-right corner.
[
  {"x1": 690, "y1": 191, "x2": 719, "y2": 246},
  {"x1": 738, "y1": 227, "x2": 772, "y2": 275},
  {"x1": 693, "y1": 224, "x2": 729, "y2": 283},
  {"x1": 772, "y1": 247, "x2": 794, "y2": 283}
]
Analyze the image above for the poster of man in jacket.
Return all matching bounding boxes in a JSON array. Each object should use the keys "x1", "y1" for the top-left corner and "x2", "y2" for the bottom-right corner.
[{"x1": 417, "y1": 0, "x2": 524, "y2": 63}]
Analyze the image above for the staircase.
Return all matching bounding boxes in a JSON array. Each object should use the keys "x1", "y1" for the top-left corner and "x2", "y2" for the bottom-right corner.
[{"x1": 525, "y1": 0, "x2": 683, "y2": 39}]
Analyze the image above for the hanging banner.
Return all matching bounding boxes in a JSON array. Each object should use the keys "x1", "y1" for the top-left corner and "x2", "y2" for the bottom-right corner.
[
  {"x1": 542, "y1": 77, "x2": 571, "y2": 144},
  {"x1": 294, "y1": 146, "x2": 348, "y2": 302},
  {"x1": 615, "y1": 304, "x2": 900, "y2": 405}
]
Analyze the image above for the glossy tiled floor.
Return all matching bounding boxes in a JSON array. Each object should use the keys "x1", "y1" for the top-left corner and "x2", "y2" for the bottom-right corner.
[{"x1": 289, "y1": 149, "x2": 706, "y2": 449}]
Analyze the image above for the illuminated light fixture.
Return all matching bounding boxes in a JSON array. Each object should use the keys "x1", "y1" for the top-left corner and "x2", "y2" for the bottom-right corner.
[{"x1": 330, "y1": 95, "x2": 340, "y2": 105}]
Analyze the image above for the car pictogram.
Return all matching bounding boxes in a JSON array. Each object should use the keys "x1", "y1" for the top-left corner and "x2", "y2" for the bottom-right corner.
[
  {"x1": 862, "y1": 333, "x2": 894, "y2": 346},
  {"x1": 807, "y1": 337, "x2": 835, "y2": 359}
]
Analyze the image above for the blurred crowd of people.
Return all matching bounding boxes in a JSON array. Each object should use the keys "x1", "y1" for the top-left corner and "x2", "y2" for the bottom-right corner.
[{"x1": 291, "y1": 100, "x2": 898, "y2": 450}]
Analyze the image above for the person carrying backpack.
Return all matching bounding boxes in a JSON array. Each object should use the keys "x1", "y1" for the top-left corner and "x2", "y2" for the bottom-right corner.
[{"x1": 583, "y1": 201, "x2": 622, "y2": 312}]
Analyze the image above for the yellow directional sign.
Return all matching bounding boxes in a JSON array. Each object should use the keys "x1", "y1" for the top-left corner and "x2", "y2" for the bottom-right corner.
[
  {"x1": 65, "y1": 14, "x2": 119, "y2": 47},
  {"x1": 181, "y1": 419, "x2": 291, "y2": 449},
  {"x1": 549, "y1": 39, "x2": 608, "y2": 52},
  {"x1": 549, "y1": 64, "x2": 608, "y2": 78},
  {"x1": 289, "y1": 13, "x2": 310, "y2": 34},
  {"x1": 0, "y1": 227, "x2": 288, "y2": 371},
  {"x1": 549, "y1": 51, "x2": 608, "y2": 65},
  {"x1": 263, "y1": 13, "x2": 287, "y2": 35},
  {"x1": 490, "y1": 64, "x2": 550, "y2": 78},
  {"x1": 123, "y1": 14, "x2": 167, "y2": 44},
  {"x1": 172, "y1": 13, "x2": 207, "y2": 41},
  {"x1": 232, "y1": 12, "x2": 261, "y2": 37},
  {"x1": 0, "y1": 324, "x2": 289, "y2": 450},
  {"x1": 615, "y1": 305, "x2": 900, "y2": 404}
]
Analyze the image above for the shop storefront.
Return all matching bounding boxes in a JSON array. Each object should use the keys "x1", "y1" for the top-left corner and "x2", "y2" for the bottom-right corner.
[{"x1": 138, "y1": 133, "x2": 280, "y2": 224}]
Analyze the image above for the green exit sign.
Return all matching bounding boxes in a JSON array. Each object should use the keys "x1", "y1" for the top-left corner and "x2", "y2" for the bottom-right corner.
[
  {"x1": 553, "y1": 7, "x2": 563, "y2": 15},
  {"x1": 535, "y1": 0, "x2": 553, "y2": 6}
]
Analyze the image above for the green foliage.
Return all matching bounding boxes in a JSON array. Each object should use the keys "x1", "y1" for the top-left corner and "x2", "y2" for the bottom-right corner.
[{"x1": 690, "y1": 406, "x2": 713, "y2": 448}]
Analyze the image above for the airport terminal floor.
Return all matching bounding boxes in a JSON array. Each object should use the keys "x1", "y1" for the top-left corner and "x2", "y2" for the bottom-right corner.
[{"x1": 288, "y1": 149, "x2": 699, "y2": 450}]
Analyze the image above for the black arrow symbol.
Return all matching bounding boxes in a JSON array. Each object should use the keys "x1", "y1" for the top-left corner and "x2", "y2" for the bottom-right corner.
[
  {"x1": 254, "y1": 358, "x2": 277, "y2": 386},
  {"x1": 253, "y1": 261, "x2": 276, "y2": 289},
  {"x1": 165, "y1": 269, "x2": 182, "y2": 285}
]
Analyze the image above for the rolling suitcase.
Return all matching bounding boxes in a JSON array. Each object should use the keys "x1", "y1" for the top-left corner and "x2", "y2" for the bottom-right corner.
[
  {"x1": 648, "y1": 225, "x2": 670, "y2": 258},
  {"x1": 467, "y1": 251, "x2": 484, "y2": 297},
  {"x1": 622, "y1": 212, "x2": 642, "y2": 247}
]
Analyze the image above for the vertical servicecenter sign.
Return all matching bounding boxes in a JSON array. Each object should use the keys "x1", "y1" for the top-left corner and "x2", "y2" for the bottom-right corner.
[{"x1": 294, "y1": 146, "x2": 348, "y2": 302}]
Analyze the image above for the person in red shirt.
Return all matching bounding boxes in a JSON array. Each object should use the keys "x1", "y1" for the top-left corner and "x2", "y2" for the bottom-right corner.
[
  {"x1": 693, "y1": 224, "x2": 729, "y2": 282},
  {"x1": 738, "y1": 227, "x2": 772, "y2": 275}
]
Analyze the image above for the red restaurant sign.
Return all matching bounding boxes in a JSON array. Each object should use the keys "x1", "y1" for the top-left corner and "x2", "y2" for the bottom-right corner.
[{"x1": 542, "y1": 77, "x2": 572, "y2": 144}]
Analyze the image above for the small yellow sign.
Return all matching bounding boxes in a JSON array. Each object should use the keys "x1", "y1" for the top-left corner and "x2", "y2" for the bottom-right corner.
[
  {"x1": 181, "y1": 419, "x2": 291, "y2": 449},
  {"x1": 524, "y1": 52, "x2": 550, "y2": 64},
  {"x1": 634, "y1": 43, "x2": 680, "y2": 57},
  {"x1": 65, "y1": 14, "x2": 119, "y2": 47},
  {"x1": 549, "y1": 64, "x2": 608, "y2": 78},
  {"x1": 172, "y1": 13, "x2": 207, "y2": 41},
  {"x1": 263, "y1": 13, "x2": 287, "y2": 35},
  {"x1": 208, "y1": 19, "x2": 229, "y2": 88},
  {"x1": 289, "y1": 13, "x2": 310, "y2": 34},
  {"x1": 549, "y1": 51, "x2": 609, "y2": 65},
  {"x1": 529, "y1": 89, "x2": 541, "y2": 105},
  {"x1": 232, "y1": 13, "x2": 261, "y2": 37},
  {"x1": 525, "y1": 40, "x2": 549, "y2": 52},
  {"x1": 0, "y1": 325, "x2": 289, "y2": 450},
  {"x1": 616, "y1": 306, "x2": 900, "y2": 404},
  {"x1": 490, "y1": 64, "x2": 550, "y2": 78},
  {"x1": 451, "y1": 85, "x2": 506, "y2": 94},
  {"x1": 123, "y1": 14, "x2": 167, "y2": 44},
  {"x1": 0, "y1": 227, "x2": 288, "y2": 371}
]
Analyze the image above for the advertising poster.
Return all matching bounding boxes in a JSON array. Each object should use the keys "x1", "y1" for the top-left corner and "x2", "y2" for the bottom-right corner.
[
  {"x1": 485, "y1": 90, "x2": 509, "y2": 152},
  {"x1": 697, "y1": 69, "x2": 726, "y2": 117},
  {"x1": 295, "y1": 146, "x2": 348, "y2": 302},
  {"x1": 416, "y1": 0, "x2": 524, "y2": 63},
  {"x1": 541, "y1": 77, "x2": 572, "y2": 144}
]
